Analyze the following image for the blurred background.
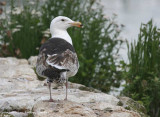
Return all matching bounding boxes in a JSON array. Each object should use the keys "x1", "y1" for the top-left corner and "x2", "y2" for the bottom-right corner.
[
  {"x1": 102, "y1": 0, "x2": 160, "y2": 62},
  {"x1": 0, "y1": 0, "x2": 160, "y2": 116}
]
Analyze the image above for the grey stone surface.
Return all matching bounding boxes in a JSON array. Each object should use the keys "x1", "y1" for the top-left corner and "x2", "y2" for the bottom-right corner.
[{"x1": 0, "y1": 57, "x2": 143, "y2": 117}]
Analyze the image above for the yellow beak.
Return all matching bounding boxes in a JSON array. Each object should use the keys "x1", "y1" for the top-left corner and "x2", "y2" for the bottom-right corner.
[{"x1": 70, "y1": 22, "x2": 83, "y2": 28}]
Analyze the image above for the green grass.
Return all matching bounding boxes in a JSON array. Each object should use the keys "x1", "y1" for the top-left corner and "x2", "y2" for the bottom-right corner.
[
  {"x1": 0, "y1": 0, "x2": 43, "y2": 58},
  {"x1": 122, "y1": 20, "x2": 160, "y2": 117}
]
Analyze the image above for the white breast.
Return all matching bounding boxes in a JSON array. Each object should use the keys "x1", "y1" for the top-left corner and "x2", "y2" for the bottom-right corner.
[{"x1": 51, "y1": 29, "x2": 73, "y2": 45}]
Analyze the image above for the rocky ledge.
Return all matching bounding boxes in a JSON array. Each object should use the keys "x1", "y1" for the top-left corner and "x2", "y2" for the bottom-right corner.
[{"x1": 0, "y1": 57, "x2": 147, "y2": 117}]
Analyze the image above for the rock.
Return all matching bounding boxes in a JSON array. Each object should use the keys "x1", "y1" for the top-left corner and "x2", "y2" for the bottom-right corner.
[
  {"x1": 0, "y1": 57, "x2": 36, "y2": 80},
  {"x1": 118, "y1": 97, "x2": 148, "y2": 117},
  {"x1": 0, "y1": 57, "x2": 146, "y2": 117},
  {"x1": 28, "y1": 56, "x2": 37, "y2": 68},
  {"x1": 33, "y1": 101, "x2": 97, "y2": 117}
]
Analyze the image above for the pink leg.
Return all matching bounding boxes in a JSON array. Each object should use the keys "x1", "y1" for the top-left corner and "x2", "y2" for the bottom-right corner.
[
  {"x1": 48, "y1": 82, "x2": 54, "y2": 102},
  {"x1": 64, "y1": 79, "x2": 68, "y2": 100}
]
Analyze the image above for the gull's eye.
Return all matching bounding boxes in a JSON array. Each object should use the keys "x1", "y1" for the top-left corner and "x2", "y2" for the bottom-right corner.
[{"x1": 61, "y1": 19, "x2": 65, "y2": 21}]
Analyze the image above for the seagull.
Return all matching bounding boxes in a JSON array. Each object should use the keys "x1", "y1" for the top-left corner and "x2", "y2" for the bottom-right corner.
[{"x1": 36, "y1": 16, "x2": 82, "y2": 102}]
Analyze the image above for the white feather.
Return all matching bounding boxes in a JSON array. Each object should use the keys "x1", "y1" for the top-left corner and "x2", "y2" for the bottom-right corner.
[
  {"x1": 46, "y1": 54, "x2": 66, "y2": 70},
  {"x1": 50, "y1": 16, "x2": 74, "y2": 45}
]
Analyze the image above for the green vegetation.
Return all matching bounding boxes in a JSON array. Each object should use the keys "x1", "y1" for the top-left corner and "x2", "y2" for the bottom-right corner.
[
  {"x1": 0, "y1": 0, "x2": 42, "y2": 58},
  {"x1": 122, "y1": 20, "x2": 160, "y2": 117},
  {"x1": 0, "y1": 0, "x2": 123, "y2": 93}
]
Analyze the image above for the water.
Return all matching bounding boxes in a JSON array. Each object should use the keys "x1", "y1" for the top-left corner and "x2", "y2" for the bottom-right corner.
[{"x1": 101, "y1": 0, "x2": 160, "y2": 62}]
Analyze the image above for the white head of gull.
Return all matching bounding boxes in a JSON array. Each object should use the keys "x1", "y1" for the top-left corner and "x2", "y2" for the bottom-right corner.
[{"x1": 50, "y1": 16, "x2": 82, "y2": 45}]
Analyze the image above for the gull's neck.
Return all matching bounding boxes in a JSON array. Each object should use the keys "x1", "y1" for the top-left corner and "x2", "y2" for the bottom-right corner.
[{"x1": 51, "y1": 29, "x2": 73, "y2": 45}]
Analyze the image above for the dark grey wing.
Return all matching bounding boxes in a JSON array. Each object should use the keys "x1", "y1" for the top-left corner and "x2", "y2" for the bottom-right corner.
[
  {"x1": 46, "y1": 49, "x2": 79, "y2": 72},
  {"x1": 36, "y1": 38, "x2": 79, "y2": 79}
]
